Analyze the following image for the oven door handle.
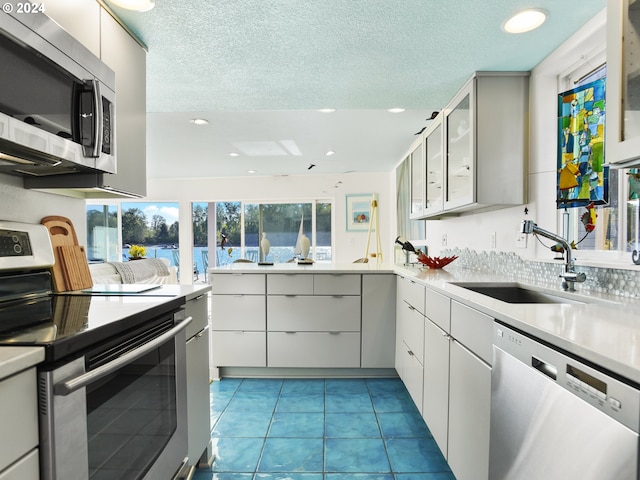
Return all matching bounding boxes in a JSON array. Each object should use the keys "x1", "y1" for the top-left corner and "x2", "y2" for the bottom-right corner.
[{"x1": 54, "y1": 316, "x2": 193, "y2": 396}]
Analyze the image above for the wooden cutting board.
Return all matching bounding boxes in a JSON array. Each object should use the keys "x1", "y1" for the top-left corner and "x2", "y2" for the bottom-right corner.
[
  {"x1": 57, "y1": 245, "x2": 93, "y2": 291},
  {"x1": 41, "y1": 216, "x2": 93, "y2": 291}
]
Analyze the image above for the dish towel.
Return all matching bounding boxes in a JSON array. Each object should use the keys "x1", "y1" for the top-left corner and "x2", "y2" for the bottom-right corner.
[{"x1": 108, "y1": 258, "x2": 170, "y2": 284}]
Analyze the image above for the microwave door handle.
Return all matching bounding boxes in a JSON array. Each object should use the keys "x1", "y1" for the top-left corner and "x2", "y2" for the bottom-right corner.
[
  {"x1": 53, "y1": 316, "x2": 193, "y2": 396},
  {"x1": 85, "y1": 78, "x2": 102, "y2": 158}
]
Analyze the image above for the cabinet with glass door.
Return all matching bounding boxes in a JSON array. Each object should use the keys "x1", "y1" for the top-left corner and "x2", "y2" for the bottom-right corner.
[
  {"x1": 409, "y1": 137, "x2": 425, "y2": 219},
  {"x1": 424, "y1": 114, "x2": 444, "y2": 216},
  {"x1": 441, "y1": 72, "x2": 528, "y2": 214},
  {"x1": 606, "y1": 0, "x2": 640, "y2": 166}
]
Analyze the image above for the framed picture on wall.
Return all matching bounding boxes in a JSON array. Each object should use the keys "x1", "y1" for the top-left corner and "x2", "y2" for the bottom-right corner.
[{"x1": 346, "y1": 193, "x2": 374, "y2": 231}]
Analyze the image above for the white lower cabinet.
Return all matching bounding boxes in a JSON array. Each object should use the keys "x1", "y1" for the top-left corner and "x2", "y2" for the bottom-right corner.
[
  {"x1": 0, "y1": 449, "x2": 39, "y2": 480},
  {"x1": 420, "y1": 289, "x2": 492, "y2": 480},
  {"x1": 447, "y1": 339, "x2": 491, "y2": 480},
  {"x1": 212, "y1": 331, "x2": 266, "y2": 366},
  {"x1": 0, "y1": 367, "x2": 39, "y2": 479},
  {"x1": 267, "y1": 296, "x2": 361, "y2": 332},
  {"x1": 361, "y1": 274, "x2": 396, "y2": 368},
  {"x1": 423, "y1": 317, "x2": 450, "y2": 456},
  {"x1": 396, "y1": 275, "x2": 425, "y2": 411},
  {"x1": 211, "y1": 272, "x2": 397, "y2": 370},
  {"x1": 267, "y1": 332, "x2": 360, "y2": 367},
  {"x1": 211, "y1": 273, "x2": 267, "y2": 368},
  {"x1": 267, "y1": 293, "x2": 361, "y2": 367}
]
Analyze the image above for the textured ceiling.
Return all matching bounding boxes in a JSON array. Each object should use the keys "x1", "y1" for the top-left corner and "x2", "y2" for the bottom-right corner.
[{"x1": 104, "y1": 0, "x2": 605, "y2": 179}]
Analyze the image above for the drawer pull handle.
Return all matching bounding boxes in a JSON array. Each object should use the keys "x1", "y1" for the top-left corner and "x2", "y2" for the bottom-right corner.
[
  {"x1": 285, "y1": 331, "x2": 297, "y2": 334},
  {"x1": 407, "y1": 305, "x2": 415, "y2": 311},
  {"x1": 332, "y1": 295, "x2": 344, "y2": 298},
  {"x1": 329, "y1": 331, "x2": 341, "y2": 335},
  {"x1": 407, "y1": 350, "x2": 414, "y2": 356}
]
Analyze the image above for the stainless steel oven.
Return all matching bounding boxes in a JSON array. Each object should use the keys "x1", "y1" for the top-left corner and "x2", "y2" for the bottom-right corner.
[
  {"x1": 0, "y1": 221, "x2": 190, "y2": 480},
  {"x1": 39, "y1": 309, "x2": 191, "y2": 480}
]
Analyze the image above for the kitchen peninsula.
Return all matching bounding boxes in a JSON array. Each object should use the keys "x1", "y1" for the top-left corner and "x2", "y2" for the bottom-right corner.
[
  {"x1": 210, "y1": 261, "x2": 640, "y2": 480},
  {"x1": 210, "y1": 261, "x2": 640, "y2": 384}
]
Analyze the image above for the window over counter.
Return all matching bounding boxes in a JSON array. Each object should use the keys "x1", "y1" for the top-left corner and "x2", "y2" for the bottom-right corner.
[{"x1": 559, "y1": 59, "x2": 640, "y2": 260}]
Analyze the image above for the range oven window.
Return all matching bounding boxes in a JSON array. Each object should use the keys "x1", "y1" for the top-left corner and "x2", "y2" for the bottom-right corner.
[{"x1": 86, "y1": 319, "x2": 178, "y2": 479}]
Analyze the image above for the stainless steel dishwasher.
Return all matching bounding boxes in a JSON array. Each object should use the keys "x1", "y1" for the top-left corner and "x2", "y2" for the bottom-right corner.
[{"x1": 489, "y1": 322, "x2": 640, "y2": 480}]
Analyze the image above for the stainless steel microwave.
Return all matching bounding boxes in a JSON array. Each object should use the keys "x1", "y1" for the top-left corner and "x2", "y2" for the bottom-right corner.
[{"x1": 0, "y1": 11, "x2": 116, "y2": 177}]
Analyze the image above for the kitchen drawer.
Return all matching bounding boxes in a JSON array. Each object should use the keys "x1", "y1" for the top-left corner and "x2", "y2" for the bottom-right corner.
[
  {"x1": 211, "y1": 331, "x2": 266, "y2": 367},
  {"x1": 0, "y1": 449, "x2": 39, "y2": 480},
  {"x1": 211, "y1": 273, "x2": 265, "y2": 295},
  {"x1": 425, "y1": 288, "x2": 451, "y2": 331},
  {"x1": 0, "y1": 368, "x2": 38, "y2": 474},
  {"x1": 402, "y1": 307, "x2": 425, "y2": 364},
  {"x1": 267, "y1": 274, "x2": 314, "y2": 295},
  {"x1": 450, "y1": 301, "x2": 493, "y2": 365},
  {"x1": 267, "y1": 331, "x2": 360, "y2": 367},
  {"x1": 267, "y1": 295, "x2": 361, "y2": 332},
  {"x1": 313, "y1": 274, "x2": 360, "y2": 295},
  {"x1": 399, "y1": 342, "x2": 424, "y2": 413},
  {"x1": 397, "y1": 275, "x2": 425, "y2": 313},
  {"x1": 184, "y1": 292, "x2": 208, "y2": 337},
  {"x1": 211, "y1": 295, "x2": 266, "y2": 330}
]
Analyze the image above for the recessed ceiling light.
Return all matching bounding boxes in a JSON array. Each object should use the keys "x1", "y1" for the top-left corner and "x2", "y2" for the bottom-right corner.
[
  {"x1": 190, "y1": 118, "x2": 209, "y2": 125},
  {"x1": 503, "y1": 9, "x2": 547, "y2": 34},
  {"x1": 109, "y1": 0, "x2": 155, "y2": 12},
  {"x1": 388, "y1": 108, "x2": 406, "y2": 113},
  {"x1": 326, "y1": 150, "x2": 336, "y2": 156},
  {"x1": 317, "y1": 109, "x2": 336, "y2": 113},
  {"x1": 229, "y1": 152, "x2": 240, "y2": 157},
  {"x1": 248, "y1": 170, "x2": 256, "y2": 174}
]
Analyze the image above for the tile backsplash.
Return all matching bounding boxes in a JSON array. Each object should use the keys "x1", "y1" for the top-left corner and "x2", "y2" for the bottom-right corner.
[{"x1": 441, "y1": 248, "x2": 640, "y2": 300}]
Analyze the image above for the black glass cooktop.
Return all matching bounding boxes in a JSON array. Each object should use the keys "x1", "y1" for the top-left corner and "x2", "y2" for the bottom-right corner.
[{"x1": 0, "y1": 293, "x2": 184, "y2": 363}]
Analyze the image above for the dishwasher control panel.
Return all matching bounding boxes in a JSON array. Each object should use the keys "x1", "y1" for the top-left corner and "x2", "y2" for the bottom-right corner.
[{"x1": 494, "y1": 322, "x2": 640, "y2": 433}]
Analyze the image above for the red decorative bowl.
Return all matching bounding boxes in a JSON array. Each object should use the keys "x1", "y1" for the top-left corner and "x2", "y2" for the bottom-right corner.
[{"x1": 416, "y1": 254, "x2": 458, "y2": 269}]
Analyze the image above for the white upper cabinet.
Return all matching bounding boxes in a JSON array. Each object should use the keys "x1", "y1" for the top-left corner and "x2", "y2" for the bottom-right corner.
[
  {"x1": 424, "y1": 114, "x2": 444, "y2": 216},
  {"x1": 606, "y1": 0, "x2": 640, "y2": 167},
  {"x1": 409, "y1": 138, "x2": 425, "y2": 219},
  {"x1": 414, "y1": 72, "x2": 528, "y2": 218},
  {"x1": 444, "y1": 72, "x2": 528, "y2": 214}
]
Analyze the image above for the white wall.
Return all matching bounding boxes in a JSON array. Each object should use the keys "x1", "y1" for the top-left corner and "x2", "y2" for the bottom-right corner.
[
  {"x1": 146, "y1": 172, "x2": 394, "y2": 273},
  {"x1": 421, "y1": 10, "x2": 606, "y2": 260},
  {"x1": 0, "y1": 174, "x2": 86, "y2": 238}
]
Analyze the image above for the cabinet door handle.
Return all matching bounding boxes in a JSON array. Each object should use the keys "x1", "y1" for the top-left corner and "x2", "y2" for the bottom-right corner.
[
  {"x1": 194, "y1": 294, "x2": 205, "y2": 301},
  {"x1": 407, "y1": 304, "x2": 416, "y2": 311},
  {"x1": 407, "y1": 350, "x2": 414, "y2": 356}
]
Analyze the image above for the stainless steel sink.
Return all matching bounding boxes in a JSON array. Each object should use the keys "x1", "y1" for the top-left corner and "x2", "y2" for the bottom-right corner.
[{"x1": 451, "y1": 282, "x2": 586, "y2": 304}]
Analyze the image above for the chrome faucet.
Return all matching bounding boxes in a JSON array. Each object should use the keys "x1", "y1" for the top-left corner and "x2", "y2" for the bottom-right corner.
[{"x1": 520, "y1": 220, "x2": 586, "y2": 291}]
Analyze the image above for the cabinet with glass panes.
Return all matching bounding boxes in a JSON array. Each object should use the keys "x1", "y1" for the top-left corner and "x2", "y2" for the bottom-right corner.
[
  {"x1": 606, "y1": 0, "x2": 640, "y2": 166},
  {"x1": 419, "y1": 72, "x2": 528, "y2": 218}
]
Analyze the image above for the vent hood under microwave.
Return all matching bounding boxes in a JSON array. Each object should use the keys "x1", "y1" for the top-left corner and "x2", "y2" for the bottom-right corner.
[{"x1": 0, "y1": 10, "x2": 116, "y2": 178}]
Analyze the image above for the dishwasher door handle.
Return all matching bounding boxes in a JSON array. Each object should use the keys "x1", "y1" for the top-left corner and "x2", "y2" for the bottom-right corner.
[
  {"x1": 54, "y1": 316, "x2": 193, "y2": 396},
  {"x1": 532, "y1": 355, "x2": 558, "y2": 381}
]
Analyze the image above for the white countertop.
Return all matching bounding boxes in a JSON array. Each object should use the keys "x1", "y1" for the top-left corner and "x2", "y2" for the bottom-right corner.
[
  {"x1": 210, "y1": 262, "x2": 396, "y2": 274},
  {"x1": 395, "y1": 265, "x2": 640, "y2": 385},
  {"x1": 212, "y1": 261, "x2": 640, "y2": 385},
  {"x1": 0, "y1": 347, "x2": 44, "y2": 380}
]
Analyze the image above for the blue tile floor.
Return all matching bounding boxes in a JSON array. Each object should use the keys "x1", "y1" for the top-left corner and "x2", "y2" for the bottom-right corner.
[{"x1": 194, "y1": 377, "x2": 456, "y2": 480}]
